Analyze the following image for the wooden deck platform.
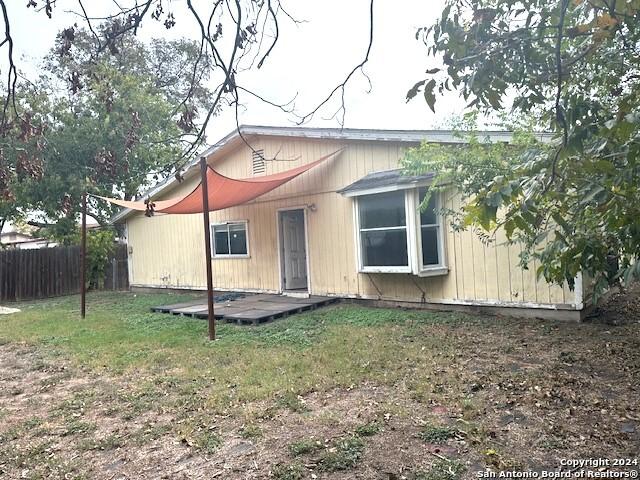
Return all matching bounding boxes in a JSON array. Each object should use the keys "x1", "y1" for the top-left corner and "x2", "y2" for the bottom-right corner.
[{"x1": 151, "y1": 294, "x2": 338, "y2": 324}]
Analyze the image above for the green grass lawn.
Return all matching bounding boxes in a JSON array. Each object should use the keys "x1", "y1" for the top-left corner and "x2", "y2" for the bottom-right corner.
[
  {"x1": 1, "y1": 291, "x2": 475, "y2": 410},
  {"x1": 0, "y1": 291, "x2": 638, "y2": 480}
]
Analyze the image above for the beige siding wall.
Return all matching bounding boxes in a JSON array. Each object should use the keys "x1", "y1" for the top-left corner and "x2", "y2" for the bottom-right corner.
[{"x1": 126, "y1": 136, "x2": 579, "y2": 309}]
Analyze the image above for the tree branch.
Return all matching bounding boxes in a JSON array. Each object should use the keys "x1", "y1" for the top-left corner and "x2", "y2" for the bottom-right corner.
[
  {"x1": 296, "y1": 0, "x2": 374, "y2": 126},
  {"x1": 0, "y1": 0, "x2": 17, "y2": 132}
]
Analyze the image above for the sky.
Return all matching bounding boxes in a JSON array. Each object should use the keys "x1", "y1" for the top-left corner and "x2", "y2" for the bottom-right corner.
[
  {"x1": 5, "y1": 0, "x2": 467, "y2": 144},
  {"x1": 2, "y1": 0, "x2": 467, "y2": 233}
]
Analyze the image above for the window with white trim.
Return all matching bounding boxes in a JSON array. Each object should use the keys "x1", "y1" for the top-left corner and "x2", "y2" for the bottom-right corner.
[
  {"x1": 212, "y1": 221, "x2": 249, "y2": 257},
  {"x1": 353, "y1": 189, "x2": 447, "y2": 275},
  {"x1": 358, "y1": 191, "x2": 410, "y2": 270},
  {"x1": 418, "y1": 188, "x2": 441, "y2": 268}
]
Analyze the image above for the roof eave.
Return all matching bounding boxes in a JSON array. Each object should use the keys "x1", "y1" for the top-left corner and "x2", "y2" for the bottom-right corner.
[
  {"x1": 110, "y1": 127, "x2": 247, "y2": 223},
  {"x1": 111, "y1": 125, "x2": 554, "y2": 224}
]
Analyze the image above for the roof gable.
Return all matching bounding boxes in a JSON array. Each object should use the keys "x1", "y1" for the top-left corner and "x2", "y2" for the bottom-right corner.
[{"x1": 112, "y1": 125, "x2": 552, "y2": 223}]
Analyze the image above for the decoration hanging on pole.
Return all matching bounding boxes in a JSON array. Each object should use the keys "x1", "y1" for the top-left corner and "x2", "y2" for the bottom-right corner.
[
  {"x1": 80, "y1": 191, "x2": 87, "y2": 319},
  {"x1": 199, "y1": 157, "x2": 216, "y2": 340}
]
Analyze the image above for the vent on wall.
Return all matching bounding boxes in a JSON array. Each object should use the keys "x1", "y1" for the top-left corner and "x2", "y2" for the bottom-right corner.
[{"x1": 252, "y1": 149, "x2": 266, "y2": 176}]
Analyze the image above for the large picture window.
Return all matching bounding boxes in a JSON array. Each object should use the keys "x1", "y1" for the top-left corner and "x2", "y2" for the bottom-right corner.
[
  {"x1": 358, "y1": 191, "x2": 409, "y2": 269},
  {"x1": 212, "y1": 221, "x2": 248, "y2": 257},
  {"x1": 351, "y1": 187, "x2": 447, "y2": 276}
]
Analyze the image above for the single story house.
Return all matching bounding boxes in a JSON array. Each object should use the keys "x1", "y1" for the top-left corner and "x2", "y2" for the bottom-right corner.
[{"x1": 113, "y1": 126, "x2": 587, "y2": 321}]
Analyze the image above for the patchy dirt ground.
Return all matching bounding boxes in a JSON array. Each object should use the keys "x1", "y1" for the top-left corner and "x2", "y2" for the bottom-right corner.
[
  {"x1": 587, "y1": 282, "x2": 640, "y2": 325},
  {"x1": 0, "y1": 293, "x2": 639, "y2": 480}
]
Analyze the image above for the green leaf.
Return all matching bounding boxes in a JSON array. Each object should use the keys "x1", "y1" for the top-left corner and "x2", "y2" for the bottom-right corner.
[
  {"x1": 551, "y1": 213, "x2": 571, "y2": 233},
  {"x1": 486, "y1": 91, "x2": 502, "y2": 110},
  {"x1": 504, "y1": 219, "x2": 516, "y2": 239},
  {"x1": 406, "y1": 80, "x2": 426, "y2": 102},
  {"x1": 423, "y1": 79, "x2": 437, "y2": 113},
  {"x1": 403, "y1": 0, "x2": 640, "y2": 297},
  {"x1": 593, "y1": 160, "x2": 615, "y2": 173}
]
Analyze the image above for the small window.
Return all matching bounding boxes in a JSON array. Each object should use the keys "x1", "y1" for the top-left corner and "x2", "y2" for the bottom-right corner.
[
  {"x1": 418, "y1": 188, "x2": 440, "y2": 267},
  {"x1": 252, "y1": 149, "x2": 266, "y2": 176},
  {"x1": 357, "y1": 191, "x2": 409, "y2": 269},
  {"x1": 212, "y1": 221, "x2": 248, "y2": 257}
]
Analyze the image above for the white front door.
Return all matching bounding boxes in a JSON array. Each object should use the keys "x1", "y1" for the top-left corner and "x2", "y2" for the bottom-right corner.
[{"x1": 280, "y1": 210, "x2": 307, "y2": 290}]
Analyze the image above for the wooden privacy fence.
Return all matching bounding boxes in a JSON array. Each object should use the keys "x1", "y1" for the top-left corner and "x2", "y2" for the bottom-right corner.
[{"x1": 0, "y1": 244, "x2": 128, "y2": 302}]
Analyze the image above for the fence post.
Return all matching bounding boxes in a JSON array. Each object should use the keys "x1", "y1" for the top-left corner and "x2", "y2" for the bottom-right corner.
[{"x1": 112, "y1": 257, "x2": 117, "y2": 290}]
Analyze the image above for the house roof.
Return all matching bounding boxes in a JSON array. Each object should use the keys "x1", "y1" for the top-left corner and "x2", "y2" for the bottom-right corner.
[
  {"x1": 0, "y1": 231, "x2": 47, "y2": 246},
  {"x1": 112, "y1": 125, "x2": 552, "y2": 223},
  {"x1": 218, "y1": 125, "x2": 520, "y2": 143},
  {"x1": 337, "y1": 169, "x2": 436, "y2": 196}
]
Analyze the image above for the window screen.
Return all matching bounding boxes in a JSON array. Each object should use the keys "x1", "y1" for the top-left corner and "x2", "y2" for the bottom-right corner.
[
  {"x1": 418, "y1": 188, "x2": 440, "y2": 266},
  {"x1": 212, "y1": 222, "x2": 248, "y2": 256},
  {"x1": 358, "y1": 191, "x2": 408, "y2": 267}
]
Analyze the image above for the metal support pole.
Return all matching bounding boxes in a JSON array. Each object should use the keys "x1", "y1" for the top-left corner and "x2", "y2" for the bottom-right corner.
[
  {"x1": 80, "y1": 192, "x2": 87, "y2": 319},
  {"x1": 200, "y1": 157, "x2": 215, "y2": 340}
]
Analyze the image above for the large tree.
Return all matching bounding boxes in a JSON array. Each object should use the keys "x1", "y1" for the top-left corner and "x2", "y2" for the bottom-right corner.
[
  {"x1": 0, "y1": 1, "x2": 374, "y2": 156},
  {"x1": 405, "y1": 0, "x2": 640, "y2": 296},
  {"x1": 0, "y1": 29, "x2": 214, "y2": 237},
  {"x1": 0, "y1": 1, "x2": 373, "y2": 237}
]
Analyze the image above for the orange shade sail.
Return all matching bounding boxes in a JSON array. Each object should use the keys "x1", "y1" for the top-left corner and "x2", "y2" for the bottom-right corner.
[{"x1": 98, "y1": 149, "x2": 342, "y2": 215}]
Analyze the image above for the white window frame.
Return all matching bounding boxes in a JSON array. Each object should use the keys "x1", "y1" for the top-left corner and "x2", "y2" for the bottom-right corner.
[
  {"x1": 211, "y1": 220, "x2": 250, "y2": 258},
  {"x1": 352, "y1": 187, "x2": 447, "y2": 276},
  {"x1": 410, "y1": 189, "x2": 448, "y2": 277},
  {"x1": 354, "y1": 192, "x2": 412, "y2": 274}
]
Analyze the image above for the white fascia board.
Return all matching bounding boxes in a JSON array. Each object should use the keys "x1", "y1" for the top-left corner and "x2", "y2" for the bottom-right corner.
[{"x1": 239, "y1": 125, "x2": 553, "y2": 145}]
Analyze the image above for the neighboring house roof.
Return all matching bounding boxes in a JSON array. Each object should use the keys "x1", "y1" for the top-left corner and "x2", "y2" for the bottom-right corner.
[
  {"x1": 0, "y1": 232, "x2": 49, "y2": 248},
  {"x1": 0, "y1": 231, "x2": 40, "y2": 243},
  {"x1": 338, "y1": 168, "x2": 436, "y2": 197},
  {"x1": 112, "y1": 125, "x2": 552, "y2": 223}
]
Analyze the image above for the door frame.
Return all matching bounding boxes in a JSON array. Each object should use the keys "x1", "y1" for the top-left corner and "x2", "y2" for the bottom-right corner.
[{"x1": 276, "y1": 206, "x2": 311, "y2": 293}]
